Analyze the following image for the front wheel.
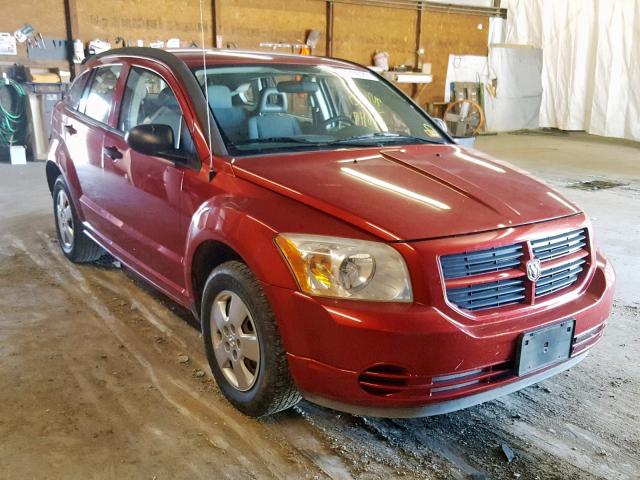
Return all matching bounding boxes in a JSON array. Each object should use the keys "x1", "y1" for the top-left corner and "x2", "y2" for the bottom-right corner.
[
  {"x1": 201, "y1": 261, "x2": 301, "y2": 417},
  {"x1": 52, "y1": 177, "x2": 103, "y2": 263}
]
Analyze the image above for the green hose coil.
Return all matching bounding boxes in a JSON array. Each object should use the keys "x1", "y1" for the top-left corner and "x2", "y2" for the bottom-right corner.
[{"x1": 0, "y1": 79, "x2": 28, "y2": 146}]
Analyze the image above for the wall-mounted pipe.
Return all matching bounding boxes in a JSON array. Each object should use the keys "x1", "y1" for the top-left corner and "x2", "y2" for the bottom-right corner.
[{"x1": 323, "y1": 0, "x2": 506, "y2": 18}]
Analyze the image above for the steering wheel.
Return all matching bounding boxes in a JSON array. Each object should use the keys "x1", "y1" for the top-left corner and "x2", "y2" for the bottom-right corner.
[{"x1": 322, "y1": 115, "x2": 355, "y2": 130}]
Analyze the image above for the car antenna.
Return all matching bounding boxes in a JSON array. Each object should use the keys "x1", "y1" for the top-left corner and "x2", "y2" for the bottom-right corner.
[{"x1": 199, "y1": 0, "x2": 215, "y2": 181}]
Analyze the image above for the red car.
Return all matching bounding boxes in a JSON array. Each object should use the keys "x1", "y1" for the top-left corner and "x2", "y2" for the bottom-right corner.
[{"x1": 46, "y1": 47, "x2": 614, "y2": 417}]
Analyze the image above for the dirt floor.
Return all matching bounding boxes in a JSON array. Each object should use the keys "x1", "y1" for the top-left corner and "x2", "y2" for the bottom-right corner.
[{"x1": 1, "y1": 132, "x2": 639, "y2": 479}]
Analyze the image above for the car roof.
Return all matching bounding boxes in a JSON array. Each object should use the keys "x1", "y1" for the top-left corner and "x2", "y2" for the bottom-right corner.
[
  {"x1": 87, "y1": 47, "x2": 363, "y2": 71},
  {"x1": 172, "y1": 49, "x2": 361, "y2": 69}
]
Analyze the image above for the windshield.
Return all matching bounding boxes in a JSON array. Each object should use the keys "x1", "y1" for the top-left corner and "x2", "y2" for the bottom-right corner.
[{"x1": 192, "y1": 64, "x2": 446, "y2": 156}]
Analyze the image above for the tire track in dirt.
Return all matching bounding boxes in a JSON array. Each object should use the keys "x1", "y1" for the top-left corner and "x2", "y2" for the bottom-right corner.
[
  {"x1": 7, "y1": 233, "x2": 337, "y2": 479},
  {"x1": 36, "y1": 230, "x2": 361, "y2": 479}
]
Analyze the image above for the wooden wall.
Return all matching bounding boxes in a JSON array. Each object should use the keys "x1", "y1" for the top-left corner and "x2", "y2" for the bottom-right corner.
[
  {"x1": 333, "y1": 4, "x2": 416, "y2": 67},
  {"x1": 421, "y1": 11, "x2": 489, "y2": 103},
  {"x1": 0, "y1": 0, "x2": 490, "y2": 103},
  {"x1": 219, "y1": 0, "x2": 326, "y2": 55},
  {"x1": 74, "y1": 0, "x2": 213, "y2": 46}
]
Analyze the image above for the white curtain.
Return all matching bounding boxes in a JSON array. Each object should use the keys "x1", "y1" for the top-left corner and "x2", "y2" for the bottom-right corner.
[{"x1": 505, "y1": 0, "x2": 640, "y2": 141}]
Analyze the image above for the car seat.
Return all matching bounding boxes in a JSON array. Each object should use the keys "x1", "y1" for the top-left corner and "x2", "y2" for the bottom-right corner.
[
  {"x1": 207, "y1": 85, "x2": 246, "y2": 142},
  {"x1": 248, "y1": 87, "x2": 301, "y2": 139},
  {"x1": 147, "y1": 87, "x2": 183, "y2": 149}
]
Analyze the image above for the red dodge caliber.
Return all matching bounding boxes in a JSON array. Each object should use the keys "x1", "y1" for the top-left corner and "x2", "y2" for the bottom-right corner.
[{"x1": 46, "y1": 48, "x2": 614, "y2": 417}]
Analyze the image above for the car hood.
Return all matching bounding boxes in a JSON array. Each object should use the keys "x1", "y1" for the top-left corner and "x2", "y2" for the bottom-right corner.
[{"x1": 231, "y1": 144, "x2": 581, "y2": 242}]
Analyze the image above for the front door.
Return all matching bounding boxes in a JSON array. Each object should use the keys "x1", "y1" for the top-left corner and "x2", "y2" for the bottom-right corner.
[{"x1": 102, "y1": 65, "x2": 197, "y2": 294}]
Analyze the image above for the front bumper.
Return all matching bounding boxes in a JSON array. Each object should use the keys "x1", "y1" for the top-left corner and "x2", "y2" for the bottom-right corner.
[
  {"x1": 303, "y1": 351, "x2": 589, "y2": 418},
  {"x1": 264, "y1": 250, "x2": 615, "y2": 417}
]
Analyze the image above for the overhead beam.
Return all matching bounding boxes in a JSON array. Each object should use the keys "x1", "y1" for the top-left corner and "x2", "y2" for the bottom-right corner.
[
  {"x1": 413, "y1": 1, "x2": 424, "y2": 100},
  {"x1": 63, "y1": 0, "x2": 80, "y2": 77},
  {"x1": 211, "y1": 0, "x2": 220, "y2": 48},
  {"x1": 415, "y1": 1, "x2": 423, "y2": 68},
  {"x1": 326, "y1": 1, "x2": 335, "y2": 56},
  {"x1": 321, "y1": 0, "x2": 506, "y2": 18}
]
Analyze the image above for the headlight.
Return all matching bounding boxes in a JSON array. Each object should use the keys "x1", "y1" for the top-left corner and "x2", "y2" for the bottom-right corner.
[{"x1": 274, "y1": 234, "x2": 413, "y2": 302}]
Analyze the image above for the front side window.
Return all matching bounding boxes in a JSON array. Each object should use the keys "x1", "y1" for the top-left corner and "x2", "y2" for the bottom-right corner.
[
  {"x1": 83, "y1": 65, "x2": 122, "y2": 124},
  {"x1": 119, "y1": 66, "x2": 194, "y2": 154},
  {"x1": 193, "y1": 64, "x2": 445, "y2": 156}
]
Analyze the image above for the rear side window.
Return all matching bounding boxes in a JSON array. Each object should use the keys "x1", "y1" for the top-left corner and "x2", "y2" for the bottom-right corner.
[
  {"x1": 83, "y1": 65, "x2": 122, "y2": 124},
  {"x1": 65, "y1": 71, "x2": 89, "y2": 110}
]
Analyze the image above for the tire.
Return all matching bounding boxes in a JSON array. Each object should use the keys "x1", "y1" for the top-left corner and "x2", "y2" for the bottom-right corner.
[
  {"x1": 52, "y1": 176, "x2": 104, "y2": 263},
  {"x1": 201, "y1": 260, "x2": 301, "y2": 417}
]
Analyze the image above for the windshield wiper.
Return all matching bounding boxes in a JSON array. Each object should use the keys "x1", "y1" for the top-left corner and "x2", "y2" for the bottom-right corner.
[
  {"x1": 231, "y1": 137, "x2": 322, "y2": 146},
  {"x1": 329, "y1": 132, "x2": 443, "y2": 145}
]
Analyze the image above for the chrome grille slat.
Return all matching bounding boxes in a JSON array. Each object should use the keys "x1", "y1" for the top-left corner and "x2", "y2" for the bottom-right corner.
[
  {"x1": 532, "y1": 230, "x2": 587, "y2": 261},
  {"x1": 539, "y1": 258, "x2": 586, "y2": 280},
  {"x1": 530, "y1": 230, "x2": 584, "y2": 249},
  {"x1": 441, "y1": 245, "x2": 523, "y2": 279},
  {"x1": 536, "y1": 275, "x2": 581, "y2": 296},
  {"x1": 449, "y1": 278, "x2": 523, "y2": 294},
  {"x1": 447, "y1": 279, "x2": 526, "y2": 311},
  {"x1": 535, "y1": 257, "x2": 586, "y2": 296}
]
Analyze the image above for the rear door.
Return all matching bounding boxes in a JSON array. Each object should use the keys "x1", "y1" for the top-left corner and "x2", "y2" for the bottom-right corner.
[
  {"x1": 70, "y1": 64, "x2": 124, "y2": 237},
  {"x1": 57, "y1": 69, "x2": 91, "y2": 194},
  {"x1": 101, "y1": 63, "x2": 197, "y2": 293}
]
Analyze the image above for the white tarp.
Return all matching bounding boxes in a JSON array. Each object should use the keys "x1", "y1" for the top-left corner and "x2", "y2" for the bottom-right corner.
[
  {"x1": 443, "y1": 55, "x2": 487, "y2": 102},
  {"x1": 484, "y1": 45, "x2": 543, "y2": 132},
  {"x1": 505, "y1": 0, "x2": 640, "y2": 141}
]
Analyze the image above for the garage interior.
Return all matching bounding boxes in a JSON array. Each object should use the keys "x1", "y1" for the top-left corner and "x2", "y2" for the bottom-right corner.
[{"x1": 0, "y1": 1, "x2": 639, "y2": 479}]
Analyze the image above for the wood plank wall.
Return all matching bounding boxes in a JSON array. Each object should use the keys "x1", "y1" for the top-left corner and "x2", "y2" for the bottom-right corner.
[{"x1": 0, "y1": 0, "x2": 490, "y2": 103}]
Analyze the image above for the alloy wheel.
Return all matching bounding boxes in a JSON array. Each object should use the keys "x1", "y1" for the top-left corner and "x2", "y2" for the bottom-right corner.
[
  {"x1": 56, "y1": 189, "x2": 74, "y2": 253},
  {"x1": 210, "y1": 290, "x2": 260, "y2": 391}
]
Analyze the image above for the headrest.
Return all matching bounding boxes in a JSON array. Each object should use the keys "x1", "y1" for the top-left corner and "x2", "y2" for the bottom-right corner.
[
  {"x1": 259, "y1": 87, "x2": 288, "y2": 113},
  {"x1": 207, "y1": 85, "x2": 233, "y2": 109},
  {"x1": 157, "y1": 87, "x2": 178, "y2": 107}
]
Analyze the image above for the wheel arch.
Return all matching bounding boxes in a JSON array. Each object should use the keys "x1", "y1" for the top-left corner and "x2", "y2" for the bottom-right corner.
[
  {"x1": 185, "y1": 203, "x2": 298, "y2": 315},
  {"x1": 46, "y1": 160, "x2": 62, "y2": 195},
  {"x1": 190, "y1": 239, "x2": 243, "y2": 314}
]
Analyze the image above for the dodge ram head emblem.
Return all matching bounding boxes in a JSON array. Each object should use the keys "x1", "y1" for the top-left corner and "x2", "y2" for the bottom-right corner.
[{"x1": 526, "y1": 258, "x2": 542, "y2": 282}]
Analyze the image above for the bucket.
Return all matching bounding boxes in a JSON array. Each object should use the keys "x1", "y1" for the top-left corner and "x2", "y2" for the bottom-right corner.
[{"x1": 373, "y1": 52, "x2": 389, "y2": 71}]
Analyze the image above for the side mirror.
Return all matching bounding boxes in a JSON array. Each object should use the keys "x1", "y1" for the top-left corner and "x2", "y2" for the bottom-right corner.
[
  {"x1": 433, "y1": 117, "x2": 448, "y2": 133},
  {"x1": 125, "y1": 124, "x2": 175, "y2": 157},
  {"x1": 453, "y1": 136, "x2": 476, "y2": 148},
  {"x1": 432, "y1": 117, "x2": 476, "y2": 148}
]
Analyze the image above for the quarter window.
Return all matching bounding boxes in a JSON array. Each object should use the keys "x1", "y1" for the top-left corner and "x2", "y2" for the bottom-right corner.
[
  {"x1": 83, "y1": 65, "x2": 122, "y2": 124},
  {"x1": 65, "y1": 71, "x2": 89, "y2": 110}
]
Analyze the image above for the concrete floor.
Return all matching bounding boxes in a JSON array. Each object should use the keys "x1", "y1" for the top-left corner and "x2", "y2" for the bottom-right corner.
[{"x1": 0, "y1": 132, "x2": 638, "y2": 479}]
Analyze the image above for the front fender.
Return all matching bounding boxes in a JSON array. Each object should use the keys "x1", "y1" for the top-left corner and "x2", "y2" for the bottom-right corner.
[{"x1": 184, "y1": 199, "x2": 298, "y2": 299}]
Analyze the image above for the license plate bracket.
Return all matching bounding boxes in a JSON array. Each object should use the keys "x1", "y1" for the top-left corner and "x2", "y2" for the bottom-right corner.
[{"x1": 516, "y1": 319, "x2": 575, "y2": 376}]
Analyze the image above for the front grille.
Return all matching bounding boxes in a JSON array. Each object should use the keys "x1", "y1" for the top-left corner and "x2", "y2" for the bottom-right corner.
[
  {"x1": 441, "y1": 244, "x2": 523, "y2": 279},
  {"x1": 531, "y1": 229, "x2": 587, "y2": 260},
  {"x1": 447, "y1": 279, "x2": 526, "y2": 311},
  {"x1": 440, "y1": 227, "x2": 590, "y2": 312},
  {"x1": 536, "y1": 257, "x2": 587, "y2": 297}
]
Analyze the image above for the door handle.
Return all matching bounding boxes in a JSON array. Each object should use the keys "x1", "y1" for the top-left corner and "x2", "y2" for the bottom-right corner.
[
  {"x1": 64, "y1": 124, "x2": 77, "y2": 135},
  {"x1": 103, "y1": 145, "x2": 123, "y2": 160}
]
